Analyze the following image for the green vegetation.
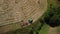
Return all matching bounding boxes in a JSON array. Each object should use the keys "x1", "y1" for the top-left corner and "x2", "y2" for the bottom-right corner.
[
  {"x1": 39, "y1": 23, "x2": 48, "y2": 34},
  {"x1": 57, "y1": 26, "x2": 60, "y2": 34},
  {"x1": 41, "y1": 0, "x2": 60, "y2": 27},
  {"x1": 33, "y1": 23, "x2": 48, "y2": 34},
  {"x1": 42, "y1": 0, "x2": 60, "y2": 34},
  {"x1": 43, "y1": 4, "x2": 60, "y2": 27}
]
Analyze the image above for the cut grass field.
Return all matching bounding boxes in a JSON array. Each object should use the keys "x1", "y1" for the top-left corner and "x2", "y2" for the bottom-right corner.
[
  {"x1": 0, "y1": 0, "x2": 47, "y2": 33},
  {"x1": 0, "y1": 0, "x2": 47, "y2": 26},
  {"x1": 2, "y1": 0, "x2": 60, "y2": 34},
  {"x1": 2, "y1": 0, "x2": 48, "y2": 34}
]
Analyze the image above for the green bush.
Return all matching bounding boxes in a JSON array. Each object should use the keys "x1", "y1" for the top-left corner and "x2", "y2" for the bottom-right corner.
[{"x1": 42, "y1": 4, "x2": 60, "y2": 27}]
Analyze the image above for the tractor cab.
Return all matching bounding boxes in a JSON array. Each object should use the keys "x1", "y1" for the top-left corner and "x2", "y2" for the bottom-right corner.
[{"x1": 28, "y1": 18, "x2": 33, "y2": 24}]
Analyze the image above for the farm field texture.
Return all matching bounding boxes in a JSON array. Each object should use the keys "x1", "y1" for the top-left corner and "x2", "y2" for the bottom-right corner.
[
  {"x1": 0, "y1": 0, "x2": 47, "y2": 26},
  {"x1": 0, "y1": 0, "x2": 60, "y2": 34},
  {"x1": 0, "y1": 0, "x2": 47, "y2": 33}
]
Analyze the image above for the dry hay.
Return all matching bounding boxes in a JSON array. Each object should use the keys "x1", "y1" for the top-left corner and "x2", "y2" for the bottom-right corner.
[{"x1": 0, "y1": 0, "x2": 47, "y2": 33}]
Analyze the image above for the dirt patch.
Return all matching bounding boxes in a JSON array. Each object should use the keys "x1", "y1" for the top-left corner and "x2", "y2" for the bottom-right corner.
[{"x1": 48, "y1": 26, "x2": 57, "y2": 34}]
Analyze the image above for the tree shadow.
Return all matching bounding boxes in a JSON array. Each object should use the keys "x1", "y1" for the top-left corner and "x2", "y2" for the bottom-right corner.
[
  {"x1": 43, "y1": 4, "x2": 60, "y2": 27},
  {"x1": 44, "y1": 14, "x2": 60, "y2": 27},
  {"x1": 45, "y1": 21, "x2": 60, "y2": 27},
  {"x1": 58, "y1": 0, "x2": 60, "y2": 1}
]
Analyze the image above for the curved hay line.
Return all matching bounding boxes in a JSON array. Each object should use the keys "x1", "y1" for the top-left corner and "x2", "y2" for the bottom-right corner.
[{"x1": 0, "y1": 0, "x2": 47, "y2": 33}]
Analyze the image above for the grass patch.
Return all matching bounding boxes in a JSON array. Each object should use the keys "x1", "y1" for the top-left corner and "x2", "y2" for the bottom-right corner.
[
  {"x1": 57, "y1": 26, "x2": 60, "y2": 34},
  {"x1": 33, "y1": 23, "x2": 48, "y2": 34},
  {"x1": 39, "y1": 23, "x2": 48, "y2": 34},
  {"x1": 44, "y1": 0, "x2": 60, "y2": 34}
]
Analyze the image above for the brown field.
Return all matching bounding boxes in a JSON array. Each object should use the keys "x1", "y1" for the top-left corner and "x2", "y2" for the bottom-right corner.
[{"x1": 0, "y1": 0, "x2": 47, "y2": 33}]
